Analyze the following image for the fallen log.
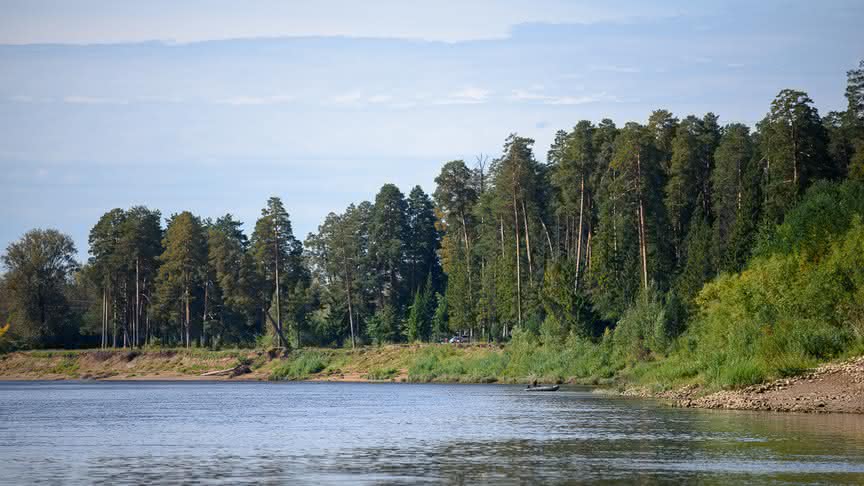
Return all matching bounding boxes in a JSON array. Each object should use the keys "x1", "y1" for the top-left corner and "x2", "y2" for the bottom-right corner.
[
  {"x1": 200, "y1": 364, "x2": 252, "y2": 378},
  {"x1": 200, "y1": 367, "x2": 236, "y2": 377}
]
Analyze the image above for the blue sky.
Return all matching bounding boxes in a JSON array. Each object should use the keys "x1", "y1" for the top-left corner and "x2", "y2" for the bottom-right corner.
[{"x1": 1, "y1": 0, "x2": 862, "y2": 262}]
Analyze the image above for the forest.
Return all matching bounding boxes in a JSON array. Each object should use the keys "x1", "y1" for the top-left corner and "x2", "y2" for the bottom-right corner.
[{"x1": 1, "y1": 61, "x2": 863, "y2": 387}]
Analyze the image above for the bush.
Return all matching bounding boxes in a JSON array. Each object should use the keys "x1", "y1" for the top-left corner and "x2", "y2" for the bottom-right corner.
[{"x1": 669, "y1": 182, "x2": 864, "y2": 389}]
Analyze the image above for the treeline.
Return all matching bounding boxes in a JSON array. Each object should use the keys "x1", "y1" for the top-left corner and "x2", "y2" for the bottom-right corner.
[{"x1": 1, "y1": 61, "x2": 863, "y2": 352}]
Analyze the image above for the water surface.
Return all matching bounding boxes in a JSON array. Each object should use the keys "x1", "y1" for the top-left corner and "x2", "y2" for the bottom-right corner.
[{"x1": 1, "y1": 381, "x2": 863, "y2": 484}]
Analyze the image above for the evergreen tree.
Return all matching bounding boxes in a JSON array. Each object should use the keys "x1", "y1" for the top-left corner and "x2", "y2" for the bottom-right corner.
[
  {"x1": 550, "y1": 120, "x2": 596, "y2": 284},
  {"x1": 154, "y1": 211, "x2": 207, "y2": 347},
  {"x1": 712, "y1": 124, "x2": 760, "y2": 272},
  {"x1": 251, "y1": 197, "x2": 303, "y2": 348},
  {"x1": 759, "y1": 89, "x2": 832, "y2": 222},
  {"x1": 369, "y1": 184, "x2": 409, "y2": 311},
  {"x1": 405, "y1": 186, "x2": 441, "y2": 295},
  {"x1": 405, "y1": 277, "x2": 433, "y2": 342},
  {"x1": 207, "y1": 214, "x2": 257, "y2": 345}
]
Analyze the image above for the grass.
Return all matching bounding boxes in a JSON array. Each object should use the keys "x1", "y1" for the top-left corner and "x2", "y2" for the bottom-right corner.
[
  {"x1": 4, "y1": 339, "x2": 861, "y2": 396},
  {"x1": 365, "y1": 366, "x2": 399, "y2": 380},
  {"x1": 268, "y1": 350, "x2": 331, "y2": 380}
]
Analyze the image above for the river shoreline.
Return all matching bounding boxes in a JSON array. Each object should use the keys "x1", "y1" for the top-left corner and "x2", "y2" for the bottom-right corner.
[
  {"x1": 621, "y1": 356, "x2": 864, "y2": 414},
  {"x1": 2, "y1": 348, "x2": 863, "y2": 414}
]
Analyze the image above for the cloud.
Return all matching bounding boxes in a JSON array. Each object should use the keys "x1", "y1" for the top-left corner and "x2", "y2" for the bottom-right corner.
[
  {"x1": 367, "y1": 94, "x2": 393, "y2": 104},
  {"x1": 588, "y1": 64, "x2": 641, "y2": 73},
  {"x1": 509, "y1": 88, "x2": 619, "y2": 105},
  {"x1": 434, "y1": 87, "x2": 490, "y2": 105},
  {"x1": 214, "y1": 95, "x2": 294, "y2": 105},
  {"x1": 543, "y1": 93, "x2": 620, "y2": 105},
  {"x1": 63, "y1": 96, "x2": 129, "y2": 105},
  {"x1": 510, "y1": 89, "x2": 549, "y2": 101},
  {"x1": 327, "y1": 91, "x2": 364, "y2": 106}
]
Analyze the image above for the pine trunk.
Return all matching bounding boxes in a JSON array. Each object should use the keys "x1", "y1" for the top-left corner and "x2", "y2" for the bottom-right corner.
[
  {"x1": 636, "y1": 152, "x2": 649, "y2": 290},
  {"x1": 575, "y1": 174, "x2": 585, "y2": 288},
  {"x1": 513, "y1": 194, "x2": 523, "y2": 328}
]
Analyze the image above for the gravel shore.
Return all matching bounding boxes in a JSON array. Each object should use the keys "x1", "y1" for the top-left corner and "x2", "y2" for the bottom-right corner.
[{"x1": 624, "y1": 356, "x2": 864, "y2": 414}]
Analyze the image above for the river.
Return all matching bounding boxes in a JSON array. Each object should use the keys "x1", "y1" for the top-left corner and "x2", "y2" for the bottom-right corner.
[{"x1": 1, "y1": 381, "x2": 863, "y2": 484}]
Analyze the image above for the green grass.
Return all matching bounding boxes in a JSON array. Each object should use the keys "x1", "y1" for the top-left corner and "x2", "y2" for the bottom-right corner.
[
  {"x1": 49, "y1": 356, "x2": 80, "y2": 375},
  {"x1": 268, "y1": 350, "x2": 330, "y2": 380},
  {"x1": 365, "y1": 366, "x2": 399, "y2": 380}
]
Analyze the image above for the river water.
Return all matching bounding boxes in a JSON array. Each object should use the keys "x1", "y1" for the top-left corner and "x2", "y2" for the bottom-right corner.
[{"x1": 1, "y1": 381, "x2": 863, "y2": 484}]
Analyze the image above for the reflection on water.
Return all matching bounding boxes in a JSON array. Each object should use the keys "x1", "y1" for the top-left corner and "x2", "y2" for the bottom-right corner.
[{"x1": 1, "y1": 381, "x2": 863, "y2": 484}]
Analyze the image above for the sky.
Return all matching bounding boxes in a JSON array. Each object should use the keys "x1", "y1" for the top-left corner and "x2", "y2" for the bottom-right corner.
[{"x1": 1, "y1": 0, "x2": 862, "y2": 262}]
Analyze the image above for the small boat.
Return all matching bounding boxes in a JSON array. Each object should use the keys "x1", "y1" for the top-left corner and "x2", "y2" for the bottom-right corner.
[{"x1": 525, "y1": 385, "x2": 559, "y2": 392}]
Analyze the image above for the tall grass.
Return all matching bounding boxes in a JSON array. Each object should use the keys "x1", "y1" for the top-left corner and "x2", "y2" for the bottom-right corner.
[{"x1": 268, "y1": 350, "x2": 330, "y2": 380}]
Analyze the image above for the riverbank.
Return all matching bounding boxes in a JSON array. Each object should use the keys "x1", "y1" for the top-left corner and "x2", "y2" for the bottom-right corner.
[
  {"x1": 2, "y1": 346, "x2": 863, "y2": 414},
  {"x1": 620, "y1": 356, "x2": 864, "y2": 414},
  {"x1": 0, "y1": 345, "x2": 506, "y2": 383}
]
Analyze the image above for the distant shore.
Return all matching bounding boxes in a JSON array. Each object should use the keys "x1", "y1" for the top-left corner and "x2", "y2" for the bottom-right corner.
[{"x1": 2, "y1": 347, "x2": 863, "y2": 414}]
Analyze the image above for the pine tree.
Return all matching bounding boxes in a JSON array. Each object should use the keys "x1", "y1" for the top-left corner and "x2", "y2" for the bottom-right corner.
[
  {"x1": 759, "y1": 89, "x2": 832, "y2": 222},
  {"x1": 712, "y1": 124, "x2": 760, "y2": 272},
  {"x1": 369, "y1": 184, "x2": 409, "y2": 311},
  {"x1": 154, "y1": 211, "x2": 207, "y2": 347},
  {"x1": 207, "y1": 214, "x2": 257, "y2": 345},
  {"x1": 405, "y1": 186, "x2": 441, "y2": 295},
  {"x1": 251, "y1": 197, "x2": 302, "y2": 348}
]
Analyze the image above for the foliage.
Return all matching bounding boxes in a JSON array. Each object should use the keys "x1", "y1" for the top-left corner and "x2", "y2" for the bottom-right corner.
[
  {"x1": 366, "y1": 305, "x2": 403, "y2": 344},
  {"x1": 1, "y1": 229, "x2": 79, "y2": 347}
]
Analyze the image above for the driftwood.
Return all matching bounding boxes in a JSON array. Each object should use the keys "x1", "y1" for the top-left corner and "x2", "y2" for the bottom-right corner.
[{"x1": 200, "y1": 364, "x2": 251, "y2": 378}]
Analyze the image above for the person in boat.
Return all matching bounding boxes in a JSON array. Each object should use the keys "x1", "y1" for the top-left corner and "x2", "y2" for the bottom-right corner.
[{"x1": 531, "y1": 379, "x2": 538, "y2": 388}]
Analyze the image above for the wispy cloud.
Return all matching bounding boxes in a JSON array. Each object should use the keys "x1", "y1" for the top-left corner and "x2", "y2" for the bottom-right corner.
[
  {"x1": 367, "y1": 94, "x2": 393, "y2": 104},
  {"x1": 63, "y1": 96, "x2": 129, "y2": 105},
  {"x1": 214, "y1": 95, "x2": 294, "y2": 105},
  {"x1": 434, "y1": 87, "x2": 490, "y2": 105},
  {"x1": 543, "y1": 93, "x2": 620, "y2": 105},
  {"x1": 509, "y1": 88, "x2": 619, "y2": 105},
  {"x1": 510, "y1": 89, "x2": 549, "y2": 101},
  {"x1": 588, "y1": 64, "x2": 641, "y2": 73},
  {"x1": 327, "y1": 91, "x2": 364, "y2": 106}
]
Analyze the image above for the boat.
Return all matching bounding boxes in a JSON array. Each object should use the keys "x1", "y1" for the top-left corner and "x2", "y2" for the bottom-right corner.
[{"x1": 525, "y1": 385, "x2": 559, "y2": 392}]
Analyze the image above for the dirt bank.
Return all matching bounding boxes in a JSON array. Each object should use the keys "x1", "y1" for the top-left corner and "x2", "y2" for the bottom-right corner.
[
  {"x1": 0, "y1": 349, "x2": 269, "y2": 381},
  {"x1": 624, "y1": 356, "x2": 864, "y2": 414},
  {"x1": 0, "y1": 346, "x2": 433, "y2": 383}
]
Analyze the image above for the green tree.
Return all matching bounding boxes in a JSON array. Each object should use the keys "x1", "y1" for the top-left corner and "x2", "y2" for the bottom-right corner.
[
  {"x1": 405, "y1": 186, "x2": 441, "y2": 295},
  {"x1": 206, "y1": 214, "x2": 258, "y2": 345},
  {"x1": 712, "y1": 123, "x2": 760, "y2": 272},
  {"x1": 251, "y1": 197, "x2": 302, "y2": 348},
  {"x1": 369, "y1": 184, "x2": 409, "y2": 311},
  {"x1": 845, "y1": 61, "x2": 864, "y2": 179},
  {"x1": 759, "y1": 89, "x2": 832, "y2": 222},
  {"x1": 591, "y1": 123, "x2": 669, "y2": 319},
  {"x1": 154, "y1": 211, "x2": 207, "y2": 347},
  {"x1": 406, "y1": 277, "x2": 433, "y2": 342},
  {"x1": 550, "y1": 120, "x2": 596, "y2": 284},
  {"x1": 366, "y1": 304, "x2": 401, "y2": 344},
  {"x1": 88, "y1": 208, "x2": 127, "y2": 347},
  {"x1": 2, "y1": 229, "x2": 79, "y2": 347}
]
